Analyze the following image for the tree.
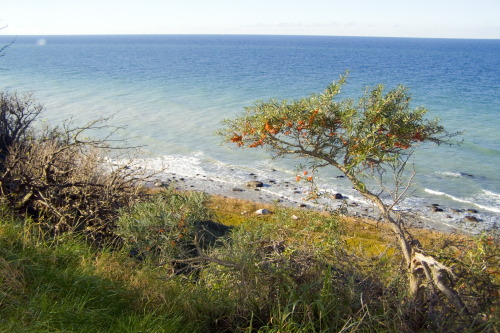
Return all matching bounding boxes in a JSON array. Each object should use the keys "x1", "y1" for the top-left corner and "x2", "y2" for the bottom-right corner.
[{"x1": 220, "y1": 73, "x2": 467, "y2": 316}]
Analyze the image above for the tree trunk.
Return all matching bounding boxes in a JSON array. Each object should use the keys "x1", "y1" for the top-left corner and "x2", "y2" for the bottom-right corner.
[{"x1": 343, "y1": 171, "x2": 468, "y2": 315}]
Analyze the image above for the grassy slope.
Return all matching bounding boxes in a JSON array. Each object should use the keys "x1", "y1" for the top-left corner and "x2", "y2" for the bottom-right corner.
[
  {"x1": 0, "y1": 214, "x2": 200, "y2": 332},
  {"x1": 0, "y1": 194, "x2": 498, "y2": 332}
]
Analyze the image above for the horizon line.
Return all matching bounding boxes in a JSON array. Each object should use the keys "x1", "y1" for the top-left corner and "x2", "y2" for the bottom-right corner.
[{"x1": 1, "y1": 33, "x2": 499, "y2": 41}]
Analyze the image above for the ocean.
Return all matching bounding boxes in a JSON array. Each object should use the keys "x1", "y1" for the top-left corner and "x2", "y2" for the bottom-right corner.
[{"x1": 0, "y1": 34, "x2": 499, "y2": 232}]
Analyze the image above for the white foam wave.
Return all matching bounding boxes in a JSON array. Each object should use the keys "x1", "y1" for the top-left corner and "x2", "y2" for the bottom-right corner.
[
  {"x1": 483, "y1": 189, "x2": 500, "y2": 198},
  {"x1": 436, "y1": 171, "x2": 463, "y2": 178},
  {"x1": 108, "y1": 154, "x2": 207, "y2": 178},
  {"x1": 474, "y1": 204, "x2": 500, "y2": 214},
  {"x1": 425, "y1": 188, "x2": 453, "y2": 198},
  {"x1": 425, "y1": 188, "x2": 500, "y2": 213},
  {"x1": 435, "y1": 171, "x2": 477, "y2": 178}
]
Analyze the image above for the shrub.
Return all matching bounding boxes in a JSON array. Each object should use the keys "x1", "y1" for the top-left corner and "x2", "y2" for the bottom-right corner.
[
  {"x1": 116, "y1": 189, "x2": 229, "y2": 269},
  {"x1": 0, "y1": 92, "x2": 148, "y2": 243}
]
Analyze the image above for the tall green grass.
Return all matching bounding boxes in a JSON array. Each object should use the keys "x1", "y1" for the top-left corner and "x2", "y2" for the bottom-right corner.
[{"x1": 0, "y1": 209, "x2": 199, "y2": 333}]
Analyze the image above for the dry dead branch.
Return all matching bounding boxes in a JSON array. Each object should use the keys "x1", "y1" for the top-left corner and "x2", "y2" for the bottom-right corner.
[{"x1": 0, "y1": 92, "x2": 154, "y2": 243}]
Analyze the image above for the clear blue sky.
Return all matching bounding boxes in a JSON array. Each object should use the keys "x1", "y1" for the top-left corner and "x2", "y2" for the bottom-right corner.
[{"x1": 2, "y1": 0, "x2": 500, "y2": 38}]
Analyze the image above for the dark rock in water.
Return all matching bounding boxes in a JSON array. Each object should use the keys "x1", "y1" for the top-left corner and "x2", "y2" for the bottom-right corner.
[
  {"x1": 298, "y1": 203, "x2": 307, "y2": 208},
  {"x1": 460, "y1": 172, "x2": 474, "y2": 177},
  {"x1": 333, "y1": 193, "x2": 344, "y2": 199},
  {"x1": 246, "y1": 180, "x2": 264, "y2": 188},
  {"x1": 336, "y1": 175, "x2": 345, "y2": 178},
  {"x1": 232, "y1": 187, "x2": 245, "y2": 192},
  {"x1": 431, "y1": 203, "x2": 440, "y2": 207},
  {"x1": 466, "y1": 209, "x2": 478, "y2": 214},
  {"x1": 463, "y1": 216, "x2": 481, "y2": 223},
  {"x1": 431, "y1": 206, "x2": 444, "y2": 212},
  {"x1": 450, "y1": 208, "x2": 462, "y2": 213},
  {"x1": 269, "y1": 179, "x2": 277, "y2": 184}
]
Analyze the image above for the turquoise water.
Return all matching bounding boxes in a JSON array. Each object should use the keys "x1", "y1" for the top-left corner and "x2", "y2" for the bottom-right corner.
[{"x1": 1, "y1": 35, "x2": 499, "y2": 230}]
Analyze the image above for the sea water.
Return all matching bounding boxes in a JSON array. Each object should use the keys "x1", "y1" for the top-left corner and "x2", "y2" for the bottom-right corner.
[{"x1": 0, "y1": 35, "x2": 499, "y2": 232}]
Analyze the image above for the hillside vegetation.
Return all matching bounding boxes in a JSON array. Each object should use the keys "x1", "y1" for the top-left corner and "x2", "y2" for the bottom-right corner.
[
  {"x1": 1, "y1": 190, "x2": 498, "y2": 332},
  {"x1": 0, "y1": 91, "x2": 498, "y2": 332}
]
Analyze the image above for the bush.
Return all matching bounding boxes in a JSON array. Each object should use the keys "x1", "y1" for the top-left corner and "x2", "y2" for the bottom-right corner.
[
  {"x1": 116, "y1": 189, "x2": 230, "y2": 269},
  {"x1": 0, "y1": 91, "x2": 147, "y2": 243}
]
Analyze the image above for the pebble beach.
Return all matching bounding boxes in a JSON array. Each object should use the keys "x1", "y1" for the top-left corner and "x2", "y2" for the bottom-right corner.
[{"x1": 145, "y1": 169, "x2": 494, "y2": 235}]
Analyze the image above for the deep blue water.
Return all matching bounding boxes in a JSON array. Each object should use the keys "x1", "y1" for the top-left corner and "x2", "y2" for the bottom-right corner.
[{"x1": 1, "y1": 34, "x2": 499, "y2": 231}]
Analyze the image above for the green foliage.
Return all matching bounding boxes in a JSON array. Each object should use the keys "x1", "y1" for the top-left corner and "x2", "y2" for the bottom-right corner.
[
  {"x1": 224, "y1": 73, "x2": 444, "y2": 155},
  {"x1": 221, "y1": 72, "x2": 448, "y2": 191},
  {"x1": 116, "y1": 188, "x2": 215, "y2": 265}
]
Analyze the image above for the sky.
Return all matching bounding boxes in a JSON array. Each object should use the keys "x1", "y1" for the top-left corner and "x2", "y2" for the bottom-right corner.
[{"x1": 1, "y1": 0, "x2": 500, "y2": 39}]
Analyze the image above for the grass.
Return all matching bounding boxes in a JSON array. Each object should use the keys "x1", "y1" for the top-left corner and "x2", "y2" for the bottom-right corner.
[
  {"x1": 0, "y1": 212, "x2": 200, "y2": 332},
  {"x1": 0, "y1": 190, "x2": 498, "y2": 332}
]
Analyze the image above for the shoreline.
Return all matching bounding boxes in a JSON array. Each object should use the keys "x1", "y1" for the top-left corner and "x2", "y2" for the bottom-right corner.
[
  {"x1": 3, "y1": 34, "x2": 499, "y2": 237},
  {"x1": 145, "y1": 170, "x2": 491, "y2": 235}
]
